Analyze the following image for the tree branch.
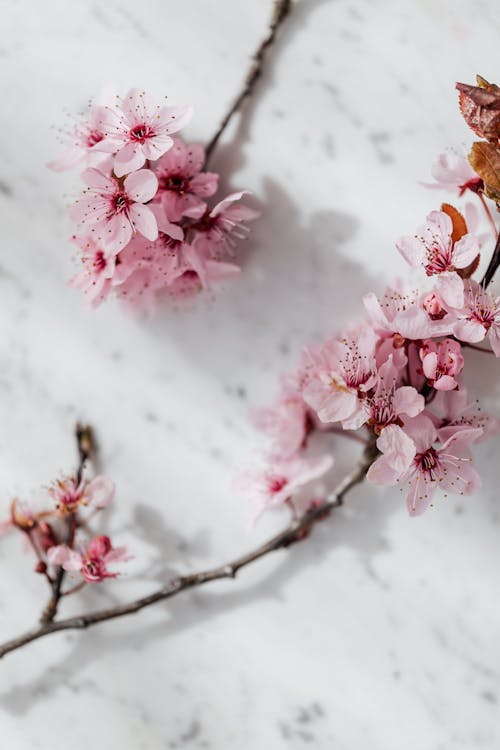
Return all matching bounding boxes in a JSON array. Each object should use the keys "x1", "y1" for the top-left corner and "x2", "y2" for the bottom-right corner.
[
  {"x1": 0, "y1": 441, "x2": 376, "y2": 660},
  {"x1": 204, "y1": 0, "x2": 292, "y2": 165},
  {"x1": 481, "y1": 229, "x2": 500, "y2": 288}
]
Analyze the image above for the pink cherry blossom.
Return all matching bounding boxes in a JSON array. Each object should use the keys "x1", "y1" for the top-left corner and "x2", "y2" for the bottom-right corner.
[
  {"x1": 362, "y1": 357, "x2": 425, "y2": 432},
  {"x1": 396, "y1": 210, "x2": 479, "y2": 282},
  {"x1": 302, "y1": 327, "x2": 377, "y2": 428},
  {"x1": 154, "y1": 137, "x2": 218, "y2": 222},
  {"x1": 431, "y1": 387, "x2": 500, "y2": 443},
  {"x1": 370, "y1": 415, "x2": 482, "y2": 516},
  {"x1": 71, "y1": 167, "x2": 158, "y2": 252},
  {"x1": 48, "y1": 475, "x2": 115, "y2": 513},
  {"x1": 364, "y1": 279, "x2": 454, "y2": 341},
  {"x1": 242, "y1": 454, "x2": 333, "y2": 519},
  {"x1": 192, "y1": 192, "x2": 259, "y2": 258},
  {"x1": 253, "y1": 383, "x2": 308, "y2": 459},
  {"x1": 70, "y1": 235, "x2": 116, "y2": 307},
  {"x1": 424, "y1": 152, "x2": 482, "y2": 195},
  {"x1": 452, "y1": 279, "x2": 500, "y2": 355},
  {"x1": 99, "y1": 89, "x2": 193, "y2": 177},
  {"x1": 419, "y1": 338, "x2": 464, "y2": 391},
  {"x1": 48, "y1": 104, "x2": 109, "y2": 172},
  {"x1": 48, "y1": 534, "x2": 130, "y2": 583}
]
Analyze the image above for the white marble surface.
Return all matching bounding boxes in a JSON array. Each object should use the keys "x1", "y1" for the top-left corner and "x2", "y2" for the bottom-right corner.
[{"x1": 1, "y1": 0, "x2": 500, "y2": 747}]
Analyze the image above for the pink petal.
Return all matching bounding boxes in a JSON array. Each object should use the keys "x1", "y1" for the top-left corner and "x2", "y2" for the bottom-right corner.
[
  {"x1": 433, "y1": 375, "x2": 458, "y2": 391},
  {"x1": 422, "y1": 351, "x2": 438, "y2": 380},
  {"x1": 129, "y1": 203, "x2": 158, "y2": 241},
  {"x1": 435, "y1": 272, "x2": 464, "y2": 308},
  {"x1": 114, "y1": 143, "x2": 146, "y2": 177},
  {"x1": 453, "y1": 318, "x2": 486, "y2": 343},
  {"x1": 124, "y1": 169, "x2": 158, "y2": 203},
  {"x1": 141, "y1": 134, "x2": 173, "y2": 160},
  {"x1": 156, "y1": 104, "x2": 194, "y2": 133},
  {"x1": 406, "y1": 475, "x2": 435, "y2": 516},
  {"x1": 393, "y1": 386, "x2": 425, "y2": 417},
  {"x1": 86, "y1": 476, "x2": 115, "y2": 509},
  {"x1": 452, "y1": 234, "x2": 479, "y2": 268}
]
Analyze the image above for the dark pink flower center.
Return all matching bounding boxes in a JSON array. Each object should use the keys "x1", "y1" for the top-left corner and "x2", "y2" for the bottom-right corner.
[
  {"x1": 93, "y1": 250, "x2": 108, "y2": 273},
  {"x1": 160, "y1": 173, "x2": 189, "y2": 193},
  {"x1": 267, "y1": 476, "x2": 288, "y2": 495},
  {"x1": 87, "y1": 129, "x2": 104, "y2": 147},
  {"x1": 130, "y1": 123, "x2": 153, "y2": 142},
  {"x1": 459, "y1": 176, "x2": 483, "y2": 196},
  {"x1": 81, "y1": 558, "x2": 106, "y2": 582},
  {"x1": 415, "y1": 447, "x2": 439, "y2": 479},
  {"x1": 424, "y1": 244, "x2": 454, "y2": 275},
  {"x1": 113, "y1": 191, "x2": 130, "y2": 214},
  {"x1": 471, "y1": 306, "x2": 496, "y2": 330}
]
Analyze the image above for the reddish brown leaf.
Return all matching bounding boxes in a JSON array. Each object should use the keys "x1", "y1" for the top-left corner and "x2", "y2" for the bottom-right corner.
[
  {"x1": 456, "y1": 76, "x2": 500, "y2": 141},
  {"x1": 468, "y1": 141, "x2": 500, "y2": 204},
  {"x1": 440, "y1": 203, "x2": 468, "y2": 242}
]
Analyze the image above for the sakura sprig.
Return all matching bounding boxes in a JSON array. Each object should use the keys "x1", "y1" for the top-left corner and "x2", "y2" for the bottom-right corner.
[
  {"x1": 0, "y1": 425, "x2": 130, "y2": 624},
  {"x1": 50, "y1": 88, "x2": 258, "y2": 315},
  {"x1": 243, "y1": 74, "x2": 500, "y2": 519}
]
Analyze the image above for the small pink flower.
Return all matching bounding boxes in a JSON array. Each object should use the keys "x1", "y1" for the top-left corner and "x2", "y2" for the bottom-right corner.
[
  {"x1": 302, "y1": 327, "x2": 377, "y2": 428},
  {"x1": 253, "y1": 384, "x2": 308, "y2": 459},
  {"x1": 396, "y1": 210, "x2": 479, "y2": 282},
  {"x1": 364, "y1": 279, "x2": 454, "y2": 340},
  {"x1": 369, "y1": 415, "x2": 482, "y2": 516},
  {"x1": 419, "y1": 338, "x2": 464, "y2": 391},
  {"x1": 70, "y1": 235, "x2": 116, "y2": 307},
  {"x1": 452, "y1": 279, "x2": 500, "y2": 355},
  {"x1": 424, "y1": 152, "x2": 482, "y2": 195},
  {"x1": 99, "y1": 89, "x2": 193, "y2": 177},
  {"x1": 363, "y1": 357, "x2": 425, "y2": 432},
  {"x1": 47, "y1": 535, "x2": 130, "y2": 583},
  {"x1": 431, "y1": 387, "x2": 500, "y2": 443},
  {"x1": 48, "y1": 104, "x2": 109, "y2": 172},
  {"x1": 154, "y1": 137, "x2": 218, "y2": 222},
  {"x1": 192, "y1": 192, "x2": 259, "y2": 258},
  {"x1": 71, "y1": 167, "x2": 159, "y2": 252},
  {"x1": 242, "y1": 454, "x2": 333, "y2": 519},
  {"x1": 48, "y1": 475, "x2": 115, "y2": 513}
]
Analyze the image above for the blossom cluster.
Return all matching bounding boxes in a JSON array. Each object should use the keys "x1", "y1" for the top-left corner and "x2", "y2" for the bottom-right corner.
[
  {"x1": 1, "y1": 473, "x2": 129, "y2": 584},
  {"x1": 50, "y1": 89, "x2": 258, "y2": 314},
  {"x1": 244, "y1": 81, "x2": 500, "y2": 519}
]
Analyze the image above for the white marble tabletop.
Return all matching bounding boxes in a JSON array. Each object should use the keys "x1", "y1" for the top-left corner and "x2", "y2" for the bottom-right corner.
[{"x1": 1, "y1": 0, "x2": 500, "y2": 747}]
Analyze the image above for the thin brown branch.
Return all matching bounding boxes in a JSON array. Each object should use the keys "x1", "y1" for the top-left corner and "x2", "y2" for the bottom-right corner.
[
  {"x1": 481, "y1": 229, "x2": 500, "y2": 288},
  {"x1": 204, "y1": 0, "x2": 292, "y2": 165},
  {"x1": 0, "y1": 442, "x2": 377, "y2": 660},
  {"x1": 39, "y1": 424, "x2": 94, "y2": 625}
]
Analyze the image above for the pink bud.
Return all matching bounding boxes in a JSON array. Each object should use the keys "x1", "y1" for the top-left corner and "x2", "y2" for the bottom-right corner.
[{"x1": 423, "y1": 293, "x2": 446, "y2": 320}]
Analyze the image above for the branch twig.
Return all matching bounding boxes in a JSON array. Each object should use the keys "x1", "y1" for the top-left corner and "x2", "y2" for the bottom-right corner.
[
  {"x1": 0, "y1": 441, "x2": 376, "y2": 659},
  {"x1": 481, "y1": 230, "x2": 500, "y2": 288},
  {"x1": 39, "y1": 424, "x2": 94, "y2": 625},
  {"x1": 204, "y1": 0, "x2": 292, "y2": 165}
]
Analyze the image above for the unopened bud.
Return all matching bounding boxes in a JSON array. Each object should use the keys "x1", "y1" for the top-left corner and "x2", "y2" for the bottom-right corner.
[{"x1": 35, "y1": 561, "x2": 47, "y2": 574}]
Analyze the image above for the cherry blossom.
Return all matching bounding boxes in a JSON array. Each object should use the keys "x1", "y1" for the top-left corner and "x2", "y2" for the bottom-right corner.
[
  {"x1": 302, "y1": 327, "x2": 377, "y2": 428},
  {"x1": 192, "y1": 192, "x2": 259, "y2": 257},
  {"x1": 362, "y1": 357, "x2": 425, "y2": 433},
  {"x1": 419, "y1": 338, "x2": 464, "y2": 391},
  {"x1": 154, "y1": 138, "x2": 218, "y2": 222},
  {"x1": 99, "y1": 89, "x2": 193, "y2": 177},
  {"x1": 71, "y1": 167, "x2": 158, "y2": 252},
  {"x1": 48, "y1": 104, "x2": 109, "y2": 172},
  {"x1": 396, "y1": 210, "x2": 479, "y2": 282},
  {"x1": 49, "y1": 475, "x2": 115, "y2": 513},
  {"x1": 70, "y1": 235, "x2": 116, "y2": 307},
  {"x1": 47, "y1": 535, "x2": 130, "y2": 583},
  {"x1": 369, "y1": 416, "x2": 482, "y2": 516},
  {"x1": 424, "y1": 152, "x2": 482, "y2": 195},
  {"x1": 243, "y1": 454, "x2": 333, "y2": 519},
  {"x1": 452, "y1": 279, "x2": 500, "y2": 355},
  {"x1": 253, "y1": 382, "x2": 308, "y2": 459}
]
